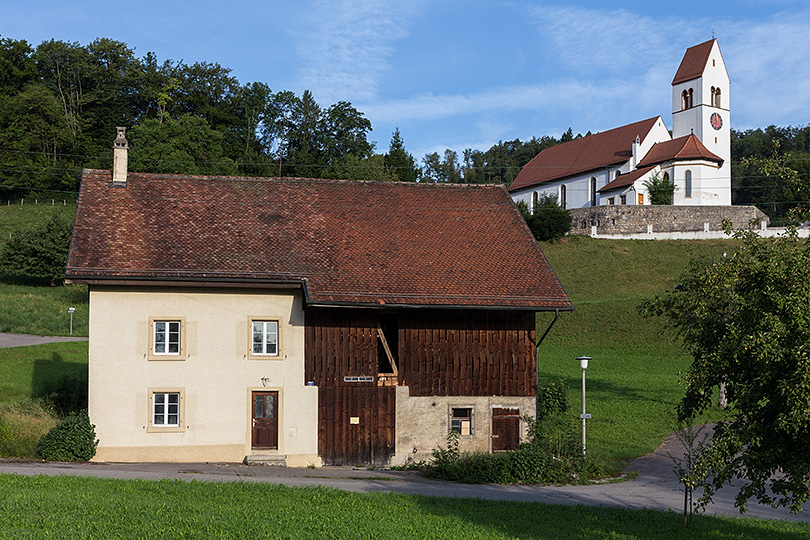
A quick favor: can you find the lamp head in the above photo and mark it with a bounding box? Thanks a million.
[577,356,591,370]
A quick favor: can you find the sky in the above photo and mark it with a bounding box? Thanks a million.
[2,0,808,159]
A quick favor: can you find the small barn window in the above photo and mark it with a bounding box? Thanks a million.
[377,316,399,375]
[450,407,473,436]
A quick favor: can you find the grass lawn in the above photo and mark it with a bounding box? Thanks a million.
[536,236,737,467]
[0,283,88,336]
[1,474,806,539]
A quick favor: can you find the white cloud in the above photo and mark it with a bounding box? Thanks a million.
[289,0,424,103]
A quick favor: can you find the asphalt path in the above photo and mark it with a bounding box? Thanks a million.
[1,333,806,523]
[0,332,87,348]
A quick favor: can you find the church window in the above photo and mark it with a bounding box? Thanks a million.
[589,177,597,206]
[559,185,567,209]
[687,88,693,108]
[532,191,538,212]
[685,170,692,198]
[714,88,721,108]
[681,90,688,110]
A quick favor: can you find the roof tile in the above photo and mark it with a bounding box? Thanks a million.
[67,170,572,310]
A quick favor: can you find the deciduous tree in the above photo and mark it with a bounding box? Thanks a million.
[642,226,810,513]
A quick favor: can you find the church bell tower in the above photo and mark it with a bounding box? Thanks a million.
[671,39,731,205]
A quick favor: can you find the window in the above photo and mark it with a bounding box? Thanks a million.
[450,407,473,436]
[682,88,694,109]
[559,185,567,209]
[252,320,279,356]
[638,193,644,205]
[531,191,538,212]
[710,87,722,108]
[685,170,692,198]
[607,197,615,205]
[149,318,186,360]
[589,177,597,206]
[148,388,185,432]
[620,194,627,205]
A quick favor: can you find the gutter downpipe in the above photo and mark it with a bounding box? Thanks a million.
[535,308,560,416]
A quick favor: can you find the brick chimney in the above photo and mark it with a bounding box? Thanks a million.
[112,127,129,186]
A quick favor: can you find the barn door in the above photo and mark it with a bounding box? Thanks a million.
[252,391,278,449]
[318,387,396,466]
[491,407,520,451]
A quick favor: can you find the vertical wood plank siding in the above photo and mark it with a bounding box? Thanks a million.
[317,386,396,466]
[305,308,536,397]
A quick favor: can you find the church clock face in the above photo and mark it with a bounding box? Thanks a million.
[710,112,723,130]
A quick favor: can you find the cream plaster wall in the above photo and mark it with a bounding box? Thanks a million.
[390,387,535,466]
[88,287,319,465]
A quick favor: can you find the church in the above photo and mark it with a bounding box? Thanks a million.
[509,39,731,209]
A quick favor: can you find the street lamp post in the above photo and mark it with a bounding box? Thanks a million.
[577,356,591,457]
[68,307,75,335]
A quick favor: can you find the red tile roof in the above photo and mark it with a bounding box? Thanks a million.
[637,134,723,167]
[598,166,656,193]
[672,39,715,85]
[67,170,572,311]
[508,117,661,192]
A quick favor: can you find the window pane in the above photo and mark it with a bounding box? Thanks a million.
[255,395,264,418]
[154,322,166,353]
[266,322,278,355]
[265,395,274,419]
[167,414,178,425]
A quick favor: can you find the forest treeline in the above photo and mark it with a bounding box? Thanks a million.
[0,36,807,218]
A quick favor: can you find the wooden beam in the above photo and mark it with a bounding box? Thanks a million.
[376,321,398,376]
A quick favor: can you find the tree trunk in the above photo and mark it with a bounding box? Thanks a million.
[718,381,728,409]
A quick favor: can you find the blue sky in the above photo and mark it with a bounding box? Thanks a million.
[2,0,808,159]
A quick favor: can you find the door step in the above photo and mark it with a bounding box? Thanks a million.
[244,454,287,466]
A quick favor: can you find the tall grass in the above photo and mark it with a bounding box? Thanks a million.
[0,400,58,457]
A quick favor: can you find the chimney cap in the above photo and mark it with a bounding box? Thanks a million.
[114,127,128,149]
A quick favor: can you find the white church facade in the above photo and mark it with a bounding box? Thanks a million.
[509,39,731,209]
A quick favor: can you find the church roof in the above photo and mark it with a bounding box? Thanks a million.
[67,170,572,311]
[637,134,723,167]
[598,166,656,193]
[672,39,716,85]
[508,117,661,193]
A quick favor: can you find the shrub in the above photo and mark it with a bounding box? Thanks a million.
[536,379,569,419]
[35,410,98,461]
[517,195,572,241]
[0,213,72,285]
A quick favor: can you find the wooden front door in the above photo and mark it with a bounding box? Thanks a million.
[491,407,520,451]
[252,391,278,449]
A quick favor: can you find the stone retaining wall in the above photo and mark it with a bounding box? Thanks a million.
[568,205,768,236]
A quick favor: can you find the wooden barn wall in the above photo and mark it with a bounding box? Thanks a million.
[398,310,536,397]
[317,386,396,466]
[304,308,536,397]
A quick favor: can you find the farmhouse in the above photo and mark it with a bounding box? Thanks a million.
[510,39,731,209]
[66,133,572,466]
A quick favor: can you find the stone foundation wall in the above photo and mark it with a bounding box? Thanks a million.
[569,205,768,236]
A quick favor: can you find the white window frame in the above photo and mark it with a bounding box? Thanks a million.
[147,388,185,433]
[248,318,282,359]
[148,318,186,360]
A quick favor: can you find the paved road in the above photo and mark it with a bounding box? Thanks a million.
[1,333,805,522]
[0,332,87,348]
[1,431,807,523]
